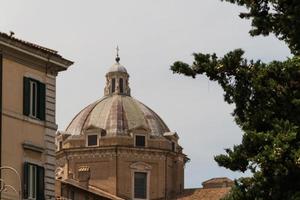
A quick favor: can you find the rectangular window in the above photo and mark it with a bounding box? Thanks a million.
[172,142,176,152]
[87,135,98,146]
[135,135,146,147]
[59,141,63,150]
[70,191,75,200]
[23,163,44,200]
[134,172,147,199]
[119,78,124,93]
[112,78,116,93]
[23,77,45,121]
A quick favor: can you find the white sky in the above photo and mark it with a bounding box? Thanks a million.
[1,0,291,188]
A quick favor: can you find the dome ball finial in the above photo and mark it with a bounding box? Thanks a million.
[115,46,120,63]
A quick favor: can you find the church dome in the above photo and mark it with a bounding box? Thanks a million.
[65,95,170,136]
[108,62,127,73]
[65,51,170,137]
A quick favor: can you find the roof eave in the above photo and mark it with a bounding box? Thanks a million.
[0,34,74,71]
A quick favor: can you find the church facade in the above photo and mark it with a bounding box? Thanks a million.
[55,55,189,200]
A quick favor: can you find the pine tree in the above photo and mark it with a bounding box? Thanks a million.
[171,1,300,199]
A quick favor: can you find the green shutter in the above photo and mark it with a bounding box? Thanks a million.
[37,82,46,120]
[23,162,29,199]
[37,166,45,200]
[23,77,30,116]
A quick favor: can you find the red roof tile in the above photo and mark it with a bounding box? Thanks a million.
[176,187,231,200]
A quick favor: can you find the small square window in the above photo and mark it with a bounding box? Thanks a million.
[87,135,98,146]
[135,135,146,147]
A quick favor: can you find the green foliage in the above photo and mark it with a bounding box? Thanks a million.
[172,51,300,132]
[170,1,300,199]
[171,51,300,199]
[221,0,300,55]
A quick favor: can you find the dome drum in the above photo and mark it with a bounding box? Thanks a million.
[57,128,182,154]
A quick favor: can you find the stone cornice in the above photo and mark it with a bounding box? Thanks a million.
[23,140,45,153]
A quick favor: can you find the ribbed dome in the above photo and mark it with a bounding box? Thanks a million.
[108,63,127,73]
[65,95,170,136]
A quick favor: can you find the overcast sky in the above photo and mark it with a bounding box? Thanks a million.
[1,0,291,188]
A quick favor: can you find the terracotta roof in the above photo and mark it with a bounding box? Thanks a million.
[176,187,231,200]
[202,177,233,185]
[0,31,73,68]
[59,179,124,200]
[202,177,234,189]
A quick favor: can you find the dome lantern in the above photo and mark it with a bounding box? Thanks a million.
[104,47,131,96]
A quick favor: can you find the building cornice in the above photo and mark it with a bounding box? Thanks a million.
[0,32,73,72]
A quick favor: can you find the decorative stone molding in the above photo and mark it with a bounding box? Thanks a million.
[130,162,152,171]
[22,140,45,153]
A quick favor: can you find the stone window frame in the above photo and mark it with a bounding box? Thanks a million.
[85,132,100,147]
[130,162,152,200]
[133,133,148,148]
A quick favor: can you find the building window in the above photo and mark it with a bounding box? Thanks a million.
[172,142,176,152]
[69,190,75,200]
[112,78,116,93]
[23,77,46,120]
[23,162,44,200]
[101,129,107,137]
[135,135,146,147]
[119,78,124,93]
[87,135,98,147]
[134,172,147,199]
[58,141,63,150]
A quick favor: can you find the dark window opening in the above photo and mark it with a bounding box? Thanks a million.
[59,141,63,150]
[112,78,116,93]
[87,135,98,146]
[134,172,147,199]
[119,78,124,93]
[172,142,176,152]
[70,190,75,200]
[101,130,107,137]
[135,135,146,147]
[23,162,44,200]
[23,77,45,121]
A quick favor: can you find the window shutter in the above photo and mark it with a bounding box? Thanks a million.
[23,77,30,116]
[134,172,147,199]
[37,82,46,120]
[23,162,29,199]
[37,166,45,200]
